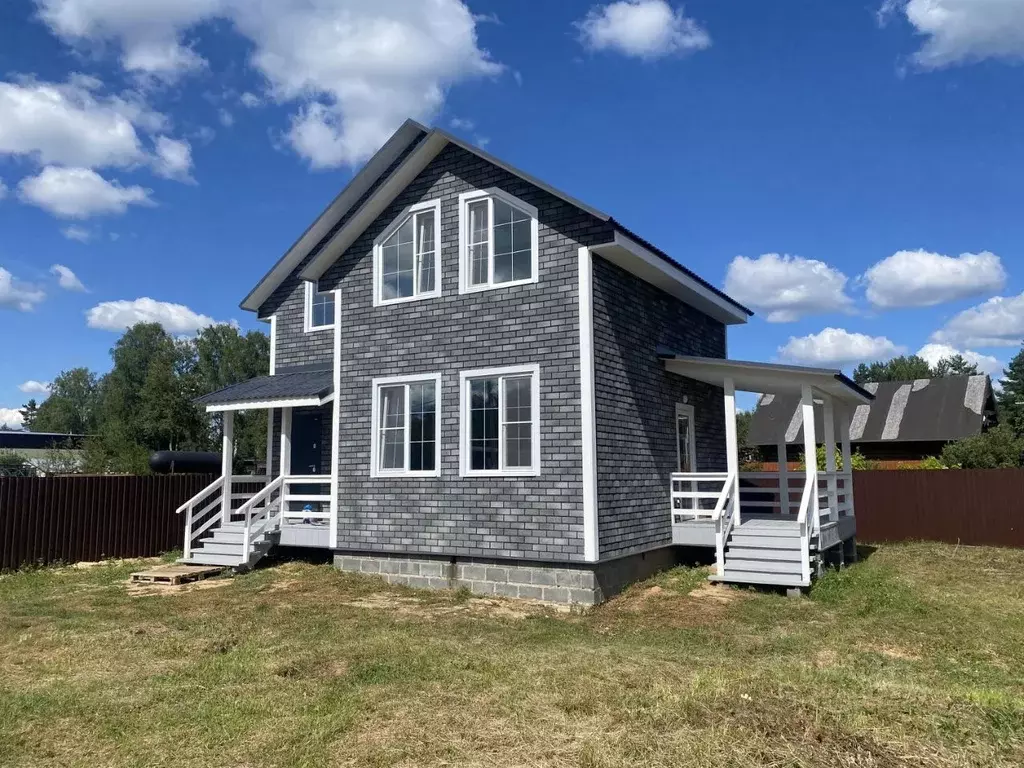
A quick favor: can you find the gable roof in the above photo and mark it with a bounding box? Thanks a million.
[746,375,997,446]
[241,121,753,324]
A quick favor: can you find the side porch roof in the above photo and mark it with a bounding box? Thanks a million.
[196,370,333,412]
[658,350,874,405]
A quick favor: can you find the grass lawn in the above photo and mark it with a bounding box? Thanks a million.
[2,543,1023,767]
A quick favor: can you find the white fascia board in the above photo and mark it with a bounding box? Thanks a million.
[205,394,331,413]
[300,132,450,283]
[241,120,427,313]
[592,231,750,326]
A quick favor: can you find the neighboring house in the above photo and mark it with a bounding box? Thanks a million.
[181,120,870,602]
[747,375,997,467]
[0,431,87,475]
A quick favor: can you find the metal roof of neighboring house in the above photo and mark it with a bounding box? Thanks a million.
[195,370,333,410]
[746,374,997,446]
[240,119,752,323]
[0,432,88,450]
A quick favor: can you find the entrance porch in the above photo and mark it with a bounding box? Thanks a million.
[659,354,873,587]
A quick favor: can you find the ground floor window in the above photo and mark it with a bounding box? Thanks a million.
[460,364,540,476]
[370,374,441,477]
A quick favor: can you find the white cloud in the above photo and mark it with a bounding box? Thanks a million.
[0,75,156,168]
[0,267,46,311]
[778,327,905,367]
[930,292,1024,347]
[218,108,234,127]
[18,166,153,219]
[34,0,503,168]
[19,380,52,394]
[239,91,261,108]
[0,179,7,199]
[152,136,194,182]
[724,253,854,323]
[577,0,711,59]
[86,296,222,332]
[880,0,1024,69]
[61,225,93,242]
[863,249,1006,308]
[0,408,25,430]
[50,264,87,291]
[450,116,474,131]
[916,342,1003,377]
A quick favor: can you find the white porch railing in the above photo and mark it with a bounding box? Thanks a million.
[670,472,738,577]
[176,474,267,560]
[280,475,331,522]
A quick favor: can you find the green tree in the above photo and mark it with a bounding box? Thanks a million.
[19,399,39,430]
[997,346,1024,438]
[31,368,98,434]
[0,449,34,477]
[933,354,980,377]
[852,355,933,385]
[941,424,1024,469]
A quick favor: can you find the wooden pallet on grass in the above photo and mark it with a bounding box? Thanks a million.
[130,564,226,586]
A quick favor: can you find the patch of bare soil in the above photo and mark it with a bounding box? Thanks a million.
[859,643,922,661]
[67,557,163,571]
[688,582,745,604]
[126,578,231,597]
[340,592,558,620]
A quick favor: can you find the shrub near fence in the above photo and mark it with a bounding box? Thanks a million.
[0,474,214,570]
[853,469,1024,548]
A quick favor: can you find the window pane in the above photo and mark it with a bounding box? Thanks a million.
[382,430,404,470]
[409,382,435,472]
[416,211,435,253]
[468,200,489,286]
[494,220,512,257]
[504,376,531,423]
[677,414,693,472]
[504,423,532,469]
[470,378,499,470]
[311,288,334,328]
[494,198,512,225]
[382,273,399,301]
[380,386,405,429]
[470,244,488,285]
[493,252,513,284]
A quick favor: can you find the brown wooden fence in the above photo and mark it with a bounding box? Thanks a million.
[0,474,215,570]
[854,469,1024,547]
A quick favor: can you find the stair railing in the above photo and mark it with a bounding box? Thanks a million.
[796,479,816,584]
[712,471,737,578]
[176,476,225,561]
[239,475,285,561]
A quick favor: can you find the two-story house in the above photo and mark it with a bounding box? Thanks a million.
[180,120,869,603]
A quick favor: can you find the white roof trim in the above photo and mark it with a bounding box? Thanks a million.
[592,232,750,326]
[661,355,872,405]
[241,120,427,312]
[205,393,334,413]
[300,132,449,282]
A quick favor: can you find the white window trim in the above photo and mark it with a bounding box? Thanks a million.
[304,280,336,333]
[459,363,541,477]
[458,188,540,295]
[373,199,442,307]
[676,402,697,473]
[370,372,442,478]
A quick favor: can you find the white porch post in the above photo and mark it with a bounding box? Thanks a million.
[800,385,818,530]
[723,377,740,523]
[776,438,789,516]
[265,408,275,479]
[839,403,854,518]
[822,395,838,522]
[221,410,234,524]
[280,407,292,476]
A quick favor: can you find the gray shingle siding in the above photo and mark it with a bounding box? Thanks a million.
[311,143,614,562]
[591,255,727,560]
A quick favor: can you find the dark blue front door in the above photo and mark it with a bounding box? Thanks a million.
[290,409,322,476]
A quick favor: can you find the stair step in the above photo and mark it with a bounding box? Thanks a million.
[205,530,245,543]
[179,552,246,567]
[194,542,244,556]
[725,547,802,562]
[724,558,805,574]
[710,571,808,588]
[730,535,805,549]
[733,525,801,537]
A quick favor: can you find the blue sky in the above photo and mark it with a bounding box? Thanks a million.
[2,0,1023,426]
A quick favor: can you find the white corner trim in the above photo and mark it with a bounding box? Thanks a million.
[578,247,599,562]
[369,372,443,478]
[268,315,277,375]
[303,280,335,333]
[458,363,541,477]
[329,288,342,543]
[457,187,540,295]
[372,198,442,307]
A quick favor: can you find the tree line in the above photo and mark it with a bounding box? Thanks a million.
[16,322,269,474]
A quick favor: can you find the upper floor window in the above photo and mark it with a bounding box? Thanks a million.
[373,200,441,305]
[458,189,539,293]
[305,280,335,332]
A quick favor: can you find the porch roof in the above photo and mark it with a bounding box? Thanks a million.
[658,351,874,405]
[196,370,333,412]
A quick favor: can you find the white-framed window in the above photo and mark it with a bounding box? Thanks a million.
[373,199,441,306]
[370,373,441,478]
[676,402,696,473]
[460,364,540,476]
[304,280,335,332]
[458,188,539,293]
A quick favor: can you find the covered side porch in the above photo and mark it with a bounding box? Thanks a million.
[175,369,336,568]
[660,354,874,587]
